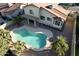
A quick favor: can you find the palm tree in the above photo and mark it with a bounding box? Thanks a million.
[52,35,69,56]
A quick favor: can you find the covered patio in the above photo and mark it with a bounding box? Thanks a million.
[21,14,39,27]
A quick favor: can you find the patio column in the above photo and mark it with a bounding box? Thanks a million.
[34,20,36,27]
[27,18,29,24]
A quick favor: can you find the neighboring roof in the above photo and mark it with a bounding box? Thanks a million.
[0,3,8,7]
[0,3,9,10]
[68,6,79,12]
[24,3,70,21]
[4,3,22,12]
[0,3,22,13]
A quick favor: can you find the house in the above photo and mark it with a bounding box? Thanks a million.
[0,3,23,20]
[23,3,70,30]
[0,3,9,24]
[0,3,9,10]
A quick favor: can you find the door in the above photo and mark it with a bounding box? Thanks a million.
[29,19,34,25]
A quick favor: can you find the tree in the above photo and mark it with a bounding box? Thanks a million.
[52,35,69,56]
[0,29,11,56]
[0,29,27,56]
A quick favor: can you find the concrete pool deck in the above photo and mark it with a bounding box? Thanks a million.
[10,25,53,51]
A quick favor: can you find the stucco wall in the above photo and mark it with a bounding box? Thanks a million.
[38,8,54,26]
[38,8,63,29]
[24,5,39,18]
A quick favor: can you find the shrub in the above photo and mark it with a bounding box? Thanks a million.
[0,29,11,56]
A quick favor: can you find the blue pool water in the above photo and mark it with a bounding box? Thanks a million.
[13,28,47,48]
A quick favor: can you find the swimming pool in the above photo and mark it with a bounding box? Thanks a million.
[13,28,47,49]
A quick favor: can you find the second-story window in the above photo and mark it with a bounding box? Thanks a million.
[54,20,60,26]
[47,17,52,21]
[40,16,45,20]
[29,9,33,14]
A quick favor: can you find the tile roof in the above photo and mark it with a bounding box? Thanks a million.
[0,3,9,10]
[0,3,8,7]
[0,3,21,13]
[4,3,22,12]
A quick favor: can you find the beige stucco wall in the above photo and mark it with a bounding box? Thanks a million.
[38,8,63,29]
[24,5,39,18]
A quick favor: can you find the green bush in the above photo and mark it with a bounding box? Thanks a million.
[10,41,26,55]
[0,29,27,56]
[12,16,23,24]
[0,29,11,56]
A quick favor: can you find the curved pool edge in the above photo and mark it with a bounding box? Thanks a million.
[31,40,52,51]
[10,31,52,51]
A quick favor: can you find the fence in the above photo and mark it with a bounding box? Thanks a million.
[71,19,76,56]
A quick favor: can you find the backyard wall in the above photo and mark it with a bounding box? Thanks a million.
[71,19,76,56]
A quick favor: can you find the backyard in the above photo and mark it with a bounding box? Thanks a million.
[3,15,74,56]
[0,28,69,56]
[0,13,75,56]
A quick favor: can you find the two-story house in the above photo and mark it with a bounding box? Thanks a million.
[22,3,70,30]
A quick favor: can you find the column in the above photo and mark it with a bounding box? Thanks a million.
[34,20,36,27]
[27,18,29,24]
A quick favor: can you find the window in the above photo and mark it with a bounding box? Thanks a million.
[55,21,60,26]
[40,16,45,20]
[29,10,33,14]
[47,17,52,21]
[19,9,24,15]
